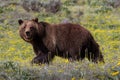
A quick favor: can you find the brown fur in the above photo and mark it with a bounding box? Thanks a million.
[18,18,104,64]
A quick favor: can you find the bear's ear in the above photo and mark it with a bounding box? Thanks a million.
[32,18,38,23]
[18,19,23,25]
[40,22,49,27]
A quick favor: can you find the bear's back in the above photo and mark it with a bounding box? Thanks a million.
[52,23,91,51]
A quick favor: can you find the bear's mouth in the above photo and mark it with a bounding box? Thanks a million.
[24,35,33,42]
[26,36,33,41]
[24,31,33,41]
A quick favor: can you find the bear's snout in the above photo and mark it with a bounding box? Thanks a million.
[26,31,30,37]
[25,30,32,40]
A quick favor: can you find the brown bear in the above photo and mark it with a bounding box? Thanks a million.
[18,18,104,64]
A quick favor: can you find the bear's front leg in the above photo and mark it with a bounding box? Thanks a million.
[31,52,55,64]
[31,54,49,64]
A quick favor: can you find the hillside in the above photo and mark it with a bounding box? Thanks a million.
[0,0,120,80]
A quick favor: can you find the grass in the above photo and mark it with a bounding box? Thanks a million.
[0,0,120,80]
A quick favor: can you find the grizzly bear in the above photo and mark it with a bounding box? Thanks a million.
[18,18,104,64]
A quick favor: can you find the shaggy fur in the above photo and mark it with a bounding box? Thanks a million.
[18,18,104,64]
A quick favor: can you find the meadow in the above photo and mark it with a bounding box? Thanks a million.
[0,0,120,80]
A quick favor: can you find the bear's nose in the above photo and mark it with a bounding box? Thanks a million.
[26,31,30,36]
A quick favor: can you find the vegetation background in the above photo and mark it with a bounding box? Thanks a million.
[0,0,120,80]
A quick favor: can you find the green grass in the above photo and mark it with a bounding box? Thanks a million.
[0,0,120,80]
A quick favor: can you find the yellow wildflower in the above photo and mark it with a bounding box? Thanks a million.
[117,62,120,66]
[71,77,76,80]
[65,59,69,63]
[41,64,45,67]
[58,69,64,73]
[8,47,15,51]
[111,71,119,76]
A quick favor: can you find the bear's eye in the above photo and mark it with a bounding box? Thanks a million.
[30,26,35,31]
[23,26,26,29]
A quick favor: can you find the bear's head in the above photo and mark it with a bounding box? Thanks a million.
[18,18,47,42]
